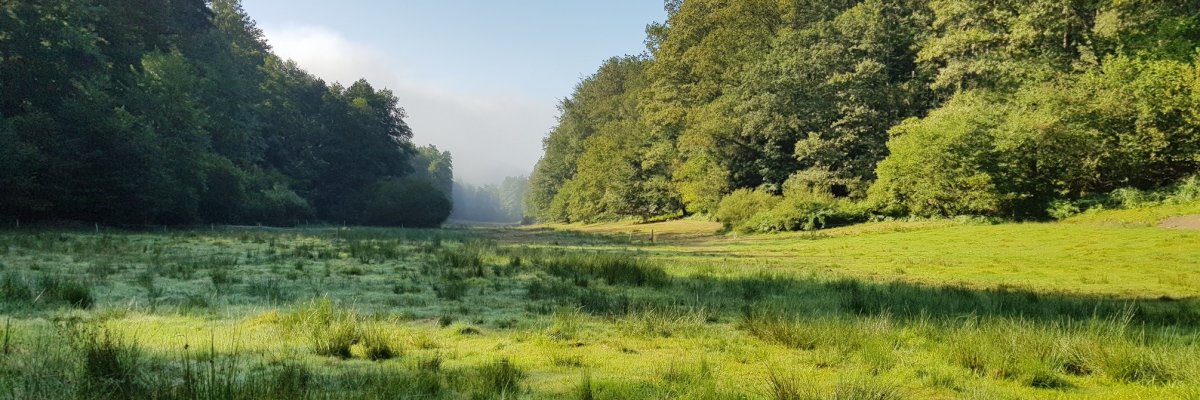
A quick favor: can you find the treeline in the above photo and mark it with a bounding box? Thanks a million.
[527,0,1200,231]
[0,0,451,227]
[450,177,528,223]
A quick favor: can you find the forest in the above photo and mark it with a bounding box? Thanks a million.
[527,0,1200,231]
[0,0,453,227]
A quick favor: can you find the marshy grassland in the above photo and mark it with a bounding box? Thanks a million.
[0,207,1198,399]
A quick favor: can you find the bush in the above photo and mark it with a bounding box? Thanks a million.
[871,59,1200,219]
[1172,176,1200,203]
[244,183,314,227]
[868,93,1008,218]
[1046,200,1082,220]
[198,156,247,223]
[364,177,452,228]
[1056,175,1200,218]
[745,192,867,233]
[1108,188,1158,208]
[782,168,864,199]
[725,186,869,233]
[715,189,780,232]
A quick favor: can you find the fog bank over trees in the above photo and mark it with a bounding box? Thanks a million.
[450,177,529,224]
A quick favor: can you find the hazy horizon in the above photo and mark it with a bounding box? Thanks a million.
[242,1,667,186]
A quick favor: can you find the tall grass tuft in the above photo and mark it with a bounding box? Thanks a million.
[539,253,670,288]
[361,324,399,361]
[767,371,804,400]
[79,329,143,399]
[1,273,95,308]
[828,376,906,400]
[311,314,359,359]
[768,373,906,400]
[268,362,313,398]
[284,298,402,361]
[471,358,525,399]
[578,371,595,400]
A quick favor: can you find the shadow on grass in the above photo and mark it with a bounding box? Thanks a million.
[522,252,1200,328]
[490,227,1199,328]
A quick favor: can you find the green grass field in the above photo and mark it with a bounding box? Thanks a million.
[1,205,1198,399]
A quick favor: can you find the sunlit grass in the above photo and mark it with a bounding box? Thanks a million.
[0,205,1198,398]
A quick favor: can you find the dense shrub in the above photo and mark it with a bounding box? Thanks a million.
[873,58,1200,219]
[1047,175,1200,220]
[717,179,870,233]
[742,192,868,233]
[243,183,314,227]
[868,93,1006,217]
[364,178,452,228]
[715,189,780,232]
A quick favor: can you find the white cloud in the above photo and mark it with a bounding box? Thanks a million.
[262,25,555,185]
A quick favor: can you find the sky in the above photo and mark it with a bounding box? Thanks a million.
[241,1,667,185]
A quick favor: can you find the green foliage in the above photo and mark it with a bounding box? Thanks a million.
[527,57,681,222]
[1049,175,1200,220]
[527,0,1200,228]
[243,182,314,227]
[364,178,452,228]
[744,192,868,233]
[718,178,869,234]
[0,0,446,227]
[411,145,454,196]
[873,57,1200,218]
[1046,200,1082,221]
[870,93,1006,217]
[715,189,780,232]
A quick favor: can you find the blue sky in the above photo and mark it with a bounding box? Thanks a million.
[242,0,667,185]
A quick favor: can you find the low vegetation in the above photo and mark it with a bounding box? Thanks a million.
[0,202,1197,398]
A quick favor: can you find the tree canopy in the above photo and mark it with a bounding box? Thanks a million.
[0,0,452,227]
[527,0,1200,226]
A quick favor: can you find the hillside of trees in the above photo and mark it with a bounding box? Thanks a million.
[0,0,451,227]
[527,0,1200,230]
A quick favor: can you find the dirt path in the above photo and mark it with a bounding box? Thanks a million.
[1160,215,1200,229]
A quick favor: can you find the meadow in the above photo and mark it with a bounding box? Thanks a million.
[0,207,1198,399]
